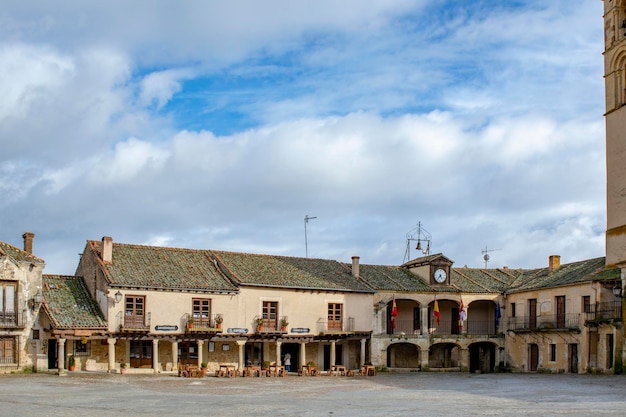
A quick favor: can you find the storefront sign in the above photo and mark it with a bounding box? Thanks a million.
[227,328,248,334]
[291,328,310,334]
[155,325,178,331]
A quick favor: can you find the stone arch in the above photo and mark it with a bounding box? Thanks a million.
[469,341,497,373]
[386,342,420,369]
[428,342,460,369]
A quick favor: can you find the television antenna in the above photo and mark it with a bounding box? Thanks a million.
[481,246,501,268]
[304,215,317,258]
[403,221,432,263]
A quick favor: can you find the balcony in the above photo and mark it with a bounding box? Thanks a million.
[508,313,580,332]
[117,311,151,332]
[317,317,355,334]
[386,319,422,336]
[255,316,288,333]
[186,313,223,333]
[584,301,622,324]
[0,311,25,329]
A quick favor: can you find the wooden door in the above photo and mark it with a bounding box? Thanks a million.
[125,296,145,328]
[569,344,578,373]
[328,303,343,331]
[528,299,537,329]
[556,296,566,328]
[529,344,539,371]
[262,301,278,330]
[130,340,152,368]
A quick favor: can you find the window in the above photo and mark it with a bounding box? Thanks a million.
[0,282,16,325]
[510,303,516,318]
[328,303,343,330]
[0,336,16,365]
[549,344,556,362]
[192,298,211,327]
[262,301,278,330]
[124,296,145,328]
[583,296,592,313]
[74,340,91,356]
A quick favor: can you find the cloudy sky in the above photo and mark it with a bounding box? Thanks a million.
[0,0,607,274]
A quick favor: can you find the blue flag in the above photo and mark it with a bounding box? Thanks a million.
[495,301,501,327]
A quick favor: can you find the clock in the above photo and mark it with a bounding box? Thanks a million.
[434,268,447,284]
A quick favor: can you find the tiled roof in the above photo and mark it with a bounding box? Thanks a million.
[507,257,620,292]
[42,275,107,329]
[211,251,374,293]
[89,241,238,292]
[451,267,521,293]
[356,264,432,292]
[0,240,44,264]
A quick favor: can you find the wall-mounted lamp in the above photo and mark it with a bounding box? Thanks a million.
[29,288,43,311]
[612,285,622,298]
[375,300,387,312]
[114,290,123,304]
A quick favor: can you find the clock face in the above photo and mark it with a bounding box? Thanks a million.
[434,268,447,283]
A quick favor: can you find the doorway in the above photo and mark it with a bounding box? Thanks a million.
[469,342,495,373]
[569,344,578,373]
[323,344,343,370]
[130,340,153,368]
[245,342,263,366]
[529,344,539,371]
[281,343,299,372]
[47,339,58,370]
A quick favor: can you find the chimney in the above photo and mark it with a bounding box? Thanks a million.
[22,232,35,254]
[548,255,560,272]
[102,236,113,264]
[351,256,360,278]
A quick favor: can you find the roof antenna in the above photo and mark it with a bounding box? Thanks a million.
[304,215,317,258]
[481,246,501,268]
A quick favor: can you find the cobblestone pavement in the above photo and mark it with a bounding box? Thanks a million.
[1,371,626,416]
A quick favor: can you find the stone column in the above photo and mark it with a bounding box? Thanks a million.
[276,341,282,365]
[263,341,270,362]
[460,348,470,372]
[360,338,367,366]
[237,340,246,371]
[107,338,116,372]
[420,348,429,370]
[300,342,307,369]
[197,340,204,368]
[171,341,179,371]
[421,307,428,335]
[330,341,336,367]
[57,338,66,372]
[152,339,159,373]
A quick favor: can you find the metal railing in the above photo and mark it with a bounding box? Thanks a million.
[584,301,622,322]
[317,317,355,333]
[387,319,421,335]
[0,311,24,329]
[186,313,224,329]
[465,320,497,335]
[117,311,151,331]
[508,313,580,331]
[255,315,288,332]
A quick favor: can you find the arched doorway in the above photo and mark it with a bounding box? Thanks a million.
[386,343,420,368]
[428,343,460,369]
[469,342,496,373]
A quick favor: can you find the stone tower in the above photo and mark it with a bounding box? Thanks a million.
[603,1,626,271]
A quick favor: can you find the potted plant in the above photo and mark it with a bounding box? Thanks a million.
[280,317,289,331]
[256,317,265,332]
[262,360,271,370]
[214,314,223,329]
[201,362,208,377]
[68,355,76,372]
[187,317,194,329]
[120,361,127,374]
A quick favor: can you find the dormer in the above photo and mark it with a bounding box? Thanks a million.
[401,253,454,286]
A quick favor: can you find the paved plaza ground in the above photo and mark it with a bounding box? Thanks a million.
[1,371,625,416]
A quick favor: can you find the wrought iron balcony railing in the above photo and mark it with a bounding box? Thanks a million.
[584,301,622,322]
[508,313,580,331]
[317,317,355,333]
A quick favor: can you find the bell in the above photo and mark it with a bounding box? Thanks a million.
[416,240,422,251]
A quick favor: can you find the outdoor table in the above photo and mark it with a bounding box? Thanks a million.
[269,364,286,377]
[330,365,346,376]
[300,365,318,376]
[244,365,261,377]
[360,365,376,376]
[218,364,237,377]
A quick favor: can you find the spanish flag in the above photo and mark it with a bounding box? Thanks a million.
[391,295,398,331]
[434,296,440,325]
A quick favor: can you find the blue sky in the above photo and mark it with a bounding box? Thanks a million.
[0,0,607,273]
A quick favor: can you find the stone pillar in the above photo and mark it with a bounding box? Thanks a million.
[237,341,246,371]
[360,338,367,366]
[330,341,336,367]
[197,340,204,368]
[420,348,429,370]
[152,339,159,373]
[421,307,428,335]
[276,341,282,365]
[107,338,116,372]
[172,341,179,371]
[263,341,270,362]
[300,342,307,369]
[57,338,66,372]
[460,348,470,372]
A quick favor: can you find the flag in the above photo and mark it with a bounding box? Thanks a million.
[433,296,440,326]
[458,297,466,331]
[495,301,501,328]
[391,295,398,331]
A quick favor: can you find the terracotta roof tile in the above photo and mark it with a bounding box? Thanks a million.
[42,275,107,329]
[0,240,44,264]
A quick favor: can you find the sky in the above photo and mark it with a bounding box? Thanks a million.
[0,0,607,274]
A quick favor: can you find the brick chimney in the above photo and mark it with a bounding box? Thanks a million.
[548,255,560,272]
[102,236,113,264]
[22,232,34,254]
[351,256,360,278]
